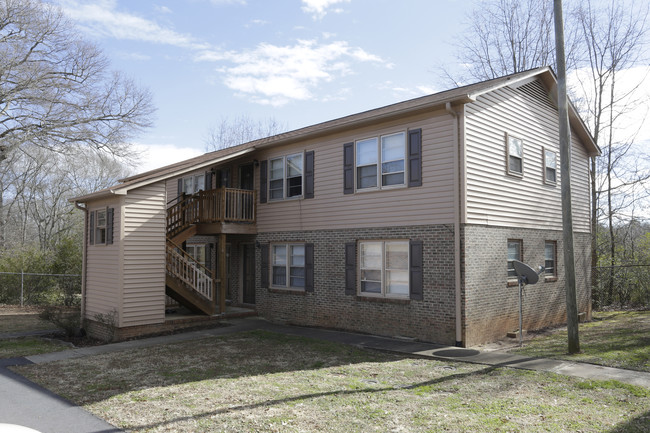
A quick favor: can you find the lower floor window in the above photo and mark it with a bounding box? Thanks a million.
[272,244,305,288]
[507,239,522,279]
[359,240,409,297]
[545,241,556,278]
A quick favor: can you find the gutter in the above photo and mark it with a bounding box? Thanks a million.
[446,102,463,347]
[74,201,88,328]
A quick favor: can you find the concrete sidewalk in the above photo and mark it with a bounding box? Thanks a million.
[1,316,648,432]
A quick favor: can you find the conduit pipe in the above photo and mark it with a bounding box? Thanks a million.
[446,102,463,347]
[74,201,88,326]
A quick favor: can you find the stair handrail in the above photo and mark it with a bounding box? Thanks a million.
[166,239,215,300]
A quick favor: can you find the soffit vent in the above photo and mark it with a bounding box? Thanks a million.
[516,79,557,111]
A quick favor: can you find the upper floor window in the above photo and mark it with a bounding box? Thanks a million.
[507,239,522,279]
[359,240,409,297]
[182,174,205,195]
[95,209,107,245]
[269,153,303,200]
[89,207,114,246]
[356,132,406,190]
[544,149,557,184]
[545,241,557,279]
[506,134,524,176]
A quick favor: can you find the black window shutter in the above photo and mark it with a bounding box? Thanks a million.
[304,151,315,199]
[89,211,95,245]
[305,243,314,292]
[106,208,114,245]
[177,178,183,199]
[409,240,423,300]
[408,128,422,187]
[260,243,269,288]
[259,160,268,203]
[345,242,356,295]
[343,142,354,194]
[204,171,213,191]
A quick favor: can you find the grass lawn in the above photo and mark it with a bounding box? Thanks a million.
[512,310,650,372]
[0,337,71,358]
[0,306,59,334]
[13,330,650,433]
[0,305,76,358]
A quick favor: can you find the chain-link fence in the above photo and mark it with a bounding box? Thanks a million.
[593,265,650,309]
[0,272,81,307]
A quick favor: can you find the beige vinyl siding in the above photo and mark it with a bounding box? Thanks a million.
[257,110,455,232]
[85,197,122,321]
[121,182,166,327]
[464,83,591,233]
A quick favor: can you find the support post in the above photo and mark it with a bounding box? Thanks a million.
[219,233,227,314]
[554,0,580,354]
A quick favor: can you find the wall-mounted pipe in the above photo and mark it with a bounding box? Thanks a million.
[446,102,463,347]
[74,201,88,326]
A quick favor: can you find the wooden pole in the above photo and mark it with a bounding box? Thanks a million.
[219,233,227,314]
[553,0,580,354]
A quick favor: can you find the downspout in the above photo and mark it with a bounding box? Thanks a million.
[74,201,88,328]
[446,102,463,347]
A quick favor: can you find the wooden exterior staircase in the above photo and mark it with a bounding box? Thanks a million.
[164,188,256,315]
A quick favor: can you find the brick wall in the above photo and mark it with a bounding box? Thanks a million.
[461,224,591,346]
[255,225,457,345]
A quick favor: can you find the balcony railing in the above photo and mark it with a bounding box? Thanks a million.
[167,187,256,239]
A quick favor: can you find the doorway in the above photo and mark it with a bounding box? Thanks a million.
[242,243,256,304]
[239,163,254,190]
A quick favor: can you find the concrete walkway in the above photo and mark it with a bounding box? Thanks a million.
[1,317,649,432]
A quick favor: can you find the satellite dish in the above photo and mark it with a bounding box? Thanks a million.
[513,260,539,285]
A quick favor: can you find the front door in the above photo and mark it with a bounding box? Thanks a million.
[242,243,256,304]
[239,163,254,190]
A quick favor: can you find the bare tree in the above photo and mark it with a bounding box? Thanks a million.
[1,145,130,249]
[571,0,650,302]
[205,114,287,151]
[451,0,576,83]
[0,0,154,248]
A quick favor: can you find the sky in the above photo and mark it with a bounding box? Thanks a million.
[49,0,649,175]
[49,0,477,173]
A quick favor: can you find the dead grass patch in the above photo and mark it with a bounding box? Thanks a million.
[512,310,650,372]
[13,330,650,432]
[0,305,58,334]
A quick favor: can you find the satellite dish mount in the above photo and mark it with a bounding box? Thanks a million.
[512,260,544,346]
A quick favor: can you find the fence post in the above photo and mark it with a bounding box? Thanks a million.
[20,270,24,307]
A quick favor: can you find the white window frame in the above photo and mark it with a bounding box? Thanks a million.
[182,174,205,195]
[271,243,305,289]
[95,208,107,245]
[507,239,523,280]
[355,132,406,191]
[186,244,207,268]
[543,148,557,185]
[506,134,524,177]
[358,240,409,298]
[269,153,303,200]
[544,240,557,280]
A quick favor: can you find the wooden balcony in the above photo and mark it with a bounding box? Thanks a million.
[167,188,257,242]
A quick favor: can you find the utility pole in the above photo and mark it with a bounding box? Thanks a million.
[553,0,580,354]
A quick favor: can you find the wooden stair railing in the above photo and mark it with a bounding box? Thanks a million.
[165,239,217,314]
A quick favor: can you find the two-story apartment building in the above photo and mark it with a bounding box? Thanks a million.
[71,67,599,346]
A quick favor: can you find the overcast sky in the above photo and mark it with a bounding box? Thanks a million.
[51,0,649,175]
